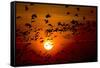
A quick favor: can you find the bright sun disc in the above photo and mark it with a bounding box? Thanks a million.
[44,40,53,50]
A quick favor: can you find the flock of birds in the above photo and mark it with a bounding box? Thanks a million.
[16,3,96,64]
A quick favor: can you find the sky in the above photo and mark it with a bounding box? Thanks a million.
[15,2,97,65]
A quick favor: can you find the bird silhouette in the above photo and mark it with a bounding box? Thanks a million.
[70,20,78,25]
[25,23,32,28]
[25,5,28,11]
[40,37,43,39]
[58,22,62,26]
[32,14,37,19]
[46,29,53,33]
[44,19,48,23]
[54,35,57,38]
[76,8,80,11]
[67,12,70,15]
[75,13,78,17]
[48,24,53,27]
[31,38,34,40]
[31,20,35,23]
[83,16,86,20]
[54,28,58,32]
[45,14,51,18]
[22,31,30,36]
[90,10,94,13]
[63,27,67,31]
[16,16,21,19]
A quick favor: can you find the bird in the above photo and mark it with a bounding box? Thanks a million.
[32,14,37,19]
[25,5,28,11]
[31,38,34,40]
[70,20,78,25]
[83,16,86,20]
[48,24,53,27]
[63,27,67,31]
[40,37,43,39]
[25,23,32,28]
[31,20,35,23]
[54,35,57,38]
[16,16,21,19]
[76,8,80,11]
[34,36,38,41]
[66,12,70,15]
[22,31,30,36]
[46,29,53,33]
[75,13,78,17]
[58,22,62,26]
[53,28,58,32]
[45,14,51,18]
[90,10,94,13]
[44,19,48,23]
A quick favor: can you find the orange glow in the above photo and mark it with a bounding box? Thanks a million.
[44,40,53,50]
[15,2,97,65]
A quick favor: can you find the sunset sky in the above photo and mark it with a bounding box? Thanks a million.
[15,2,97,65]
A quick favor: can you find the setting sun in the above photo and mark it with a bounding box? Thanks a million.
[44,40,53,50]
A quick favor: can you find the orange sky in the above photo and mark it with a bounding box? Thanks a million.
[15,2,97,65]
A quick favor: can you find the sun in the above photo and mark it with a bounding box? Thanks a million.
[44,40,53,50]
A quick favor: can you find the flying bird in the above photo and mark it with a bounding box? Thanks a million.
[44,19,48,23]
[70,20,78,24]
[76,8,80,11]
[48,24,53,27]
[22,31,30,36]
[16,16,21,19]
[90,10,94,13]
[67,12,70,15]
[25,5,28,11]
[32,14,37,19]
[83,16,86,20]
[75,13,78,17]
[58,22,62,26]
[25,23,32,28]
[45,14,51,18]
[31,20,35,23]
